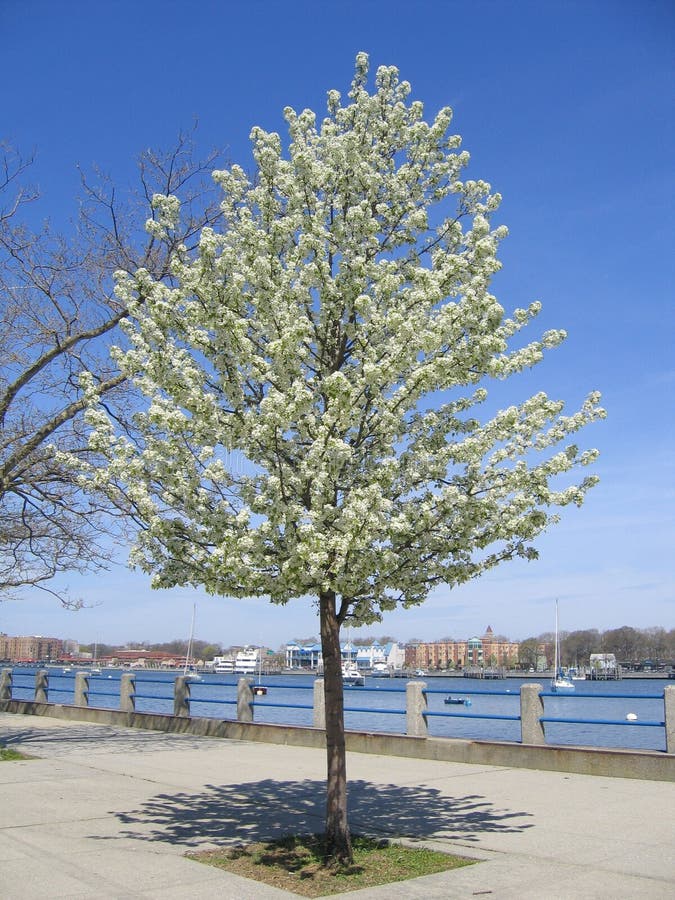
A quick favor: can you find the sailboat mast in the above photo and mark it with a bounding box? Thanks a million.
[184,603,196,676]
[554,599,559,675]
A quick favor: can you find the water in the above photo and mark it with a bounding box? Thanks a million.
[7,669,669,753]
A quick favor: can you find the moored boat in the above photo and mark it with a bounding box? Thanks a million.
[342,662,365,686]
[551,600,575,693]
[444,696,472,706]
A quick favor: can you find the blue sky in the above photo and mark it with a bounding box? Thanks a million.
[2,0,673,648]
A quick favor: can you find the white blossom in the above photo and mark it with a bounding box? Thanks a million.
[74,54,605,623]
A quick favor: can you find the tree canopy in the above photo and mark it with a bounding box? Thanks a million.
[82,55,604,613]
[77,54,605,863]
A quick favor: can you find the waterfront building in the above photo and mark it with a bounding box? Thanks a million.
[285,640,406,671]
[285,641,323,670]
[405,626,520,671]
[103,650,172,669]
[0,634,65,662]
[589,653,619,678]
[357,641,405,671]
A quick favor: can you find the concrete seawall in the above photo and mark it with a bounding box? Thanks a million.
[2,697,673,782]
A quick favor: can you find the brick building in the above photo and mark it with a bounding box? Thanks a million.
[405,626,519,670]
[0,634,65,662]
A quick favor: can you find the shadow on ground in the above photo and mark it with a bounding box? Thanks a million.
[0,723,215,754]
[102,778,533,848]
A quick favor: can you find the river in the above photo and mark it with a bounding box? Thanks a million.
[7,668,669,753]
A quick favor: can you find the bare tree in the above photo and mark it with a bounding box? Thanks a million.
[0,135,225,604]
[562,628,600,666]
[518,637,539,668]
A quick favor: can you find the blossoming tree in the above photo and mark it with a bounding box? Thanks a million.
[81,55,604,864]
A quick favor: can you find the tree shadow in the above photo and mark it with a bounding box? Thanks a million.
[0,722,214,754]
[101,778,533,848]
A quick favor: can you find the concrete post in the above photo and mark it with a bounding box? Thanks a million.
[520,683,546,745]
[120,673,136,712]
[406,680,428,737]
[0,669,12,701]
[74,672,89,707]
[313,678,325,729]
[173,675,190,718]
[237,677,254,723]
[0,668,12,701]
[34,669,48,703]
[664,684,675,754]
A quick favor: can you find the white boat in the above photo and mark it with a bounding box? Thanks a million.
[371,664,391,678]
[253,646,267,695]
[551,673,575,692]
[342,662,365,686]
[551,600,575,693]
[213,658,235,674]
[233,647,259,674]
[183,604,202,681]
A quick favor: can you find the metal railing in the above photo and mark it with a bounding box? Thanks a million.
[1,668,673,753]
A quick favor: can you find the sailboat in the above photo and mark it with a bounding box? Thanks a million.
[551,599,575,693]
[253,648,267,695]
[341,630,365,686]
[90,640,102,676]
[183,604,202,681]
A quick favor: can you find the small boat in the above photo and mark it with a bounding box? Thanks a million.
[551,600,575,693]
[444,696,472,707]
[183,604,202,681]
[253,648,267,695]
[371,663,390,677]
[342,662,365,686]
[552,673,575,691]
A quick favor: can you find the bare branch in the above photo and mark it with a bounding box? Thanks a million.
[0,136,227,602]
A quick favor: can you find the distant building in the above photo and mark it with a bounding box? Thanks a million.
[405,626,519,670]
[285,641,322,670]
[285,640,406,671]
[590,653,618,673]
[353,641,406,671]
[103,650,174,669]
[0,634,65,662]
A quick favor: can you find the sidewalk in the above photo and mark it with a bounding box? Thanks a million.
[1,712,673,899]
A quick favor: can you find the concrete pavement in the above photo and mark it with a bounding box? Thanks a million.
[1,711,673,899]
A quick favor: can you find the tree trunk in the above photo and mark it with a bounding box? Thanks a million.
[319,589,353,866]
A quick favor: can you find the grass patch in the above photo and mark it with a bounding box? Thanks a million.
[187,833,477,897]
[0,744,30,761]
